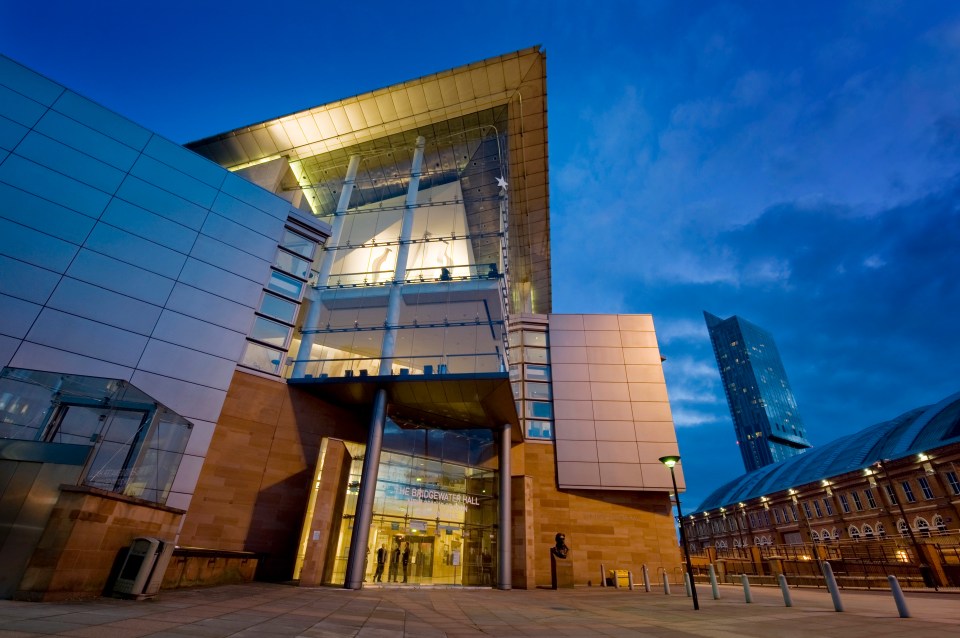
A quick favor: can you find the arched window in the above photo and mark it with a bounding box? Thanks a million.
[863,524,874,539]
[897,519,909,537]
[933,515,947,535]
[849,525,861,540]
[877,523,886,538]
[820,529,831,543]
[811,530,820,543]
[833,528,841,541]
[754,536,761,546]
[915,517,931,537]
[733,538,741,548]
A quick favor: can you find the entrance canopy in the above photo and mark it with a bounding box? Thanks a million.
[288,373,520,437]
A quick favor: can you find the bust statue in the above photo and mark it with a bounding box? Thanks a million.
[550,532,570,559]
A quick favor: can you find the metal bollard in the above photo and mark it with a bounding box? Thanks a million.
[778,574,792,607]
[741,574,752,603]
[600,563,606,587]
[684,572,692,597]
[628,570,634,591]
[662,571,671,595]
[614,569,621,589]
[888,575,910,618]
[642,564,651,592]
[709,564,720,599]
[822,562,844,612]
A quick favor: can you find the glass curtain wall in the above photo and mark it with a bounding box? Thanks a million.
[508,323,554,441]
[287,109,510,379]
[0,368,192,505]
[303,421,498,586]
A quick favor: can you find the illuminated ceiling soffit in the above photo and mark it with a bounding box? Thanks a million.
[188,47,546,168]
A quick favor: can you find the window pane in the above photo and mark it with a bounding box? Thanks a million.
[274,249,312,279]
[525,382,552,400]
[524,347,548,364]
[523,332,547,347]
[240,342,284,374]
[260,292,298,323]
[266,270,304,300]
[525,364,550,381]
[525,420,552,440]
[281,229,317,259]
[526,401,553,419]
[251,316,291,348]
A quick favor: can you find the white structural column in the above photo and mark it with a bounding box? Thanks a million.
[292,154,361,378]
[344,138,425,590]
[379,136,426,373]
[498,422,512,590]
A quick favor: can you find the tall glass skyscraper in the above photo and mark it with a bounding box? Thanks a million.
[704,312,811,472]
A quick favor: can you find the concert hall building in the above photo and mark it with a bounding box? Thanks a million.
[0,47,685,599]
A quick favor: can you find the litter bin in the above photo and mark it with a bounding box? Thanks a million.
[608,569,629,588]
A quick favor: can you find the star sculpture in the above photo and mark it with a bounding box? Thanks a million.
[496,176,508,190]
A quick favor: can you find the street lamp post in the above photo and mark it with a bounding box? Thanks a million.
[874,459,937,589]
[659,455,699,610]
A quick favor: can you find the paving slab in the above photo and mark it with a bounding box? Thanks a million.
[0,582,958,637]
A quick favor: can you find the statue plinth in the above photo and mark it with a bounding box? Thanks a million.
[551,553,574,589]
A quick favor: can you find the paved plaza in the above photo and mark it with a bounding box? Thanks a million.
[0,582,958,637]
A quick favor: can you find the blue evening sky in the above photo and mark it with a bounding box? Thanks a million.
[4,1,960,509]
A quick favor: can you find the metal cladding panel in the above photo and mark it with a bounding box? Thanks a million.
[0,55,323,503]
[25,308,149,368]
[549,313,682,492]
[0,181,98,242]
[0,217,79,273]
[46,277,162,336]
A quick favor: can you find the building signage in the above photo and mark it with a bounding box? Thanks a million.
[387,484,480,507]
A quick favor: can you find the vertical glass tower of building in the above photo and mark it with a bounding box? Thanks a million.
[704,312,812,472]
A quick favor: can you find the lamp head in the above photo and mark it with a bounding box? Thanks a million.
[659,455,681,468]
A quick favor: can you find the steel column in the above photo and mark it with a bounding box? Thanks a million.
[498,422,512,590]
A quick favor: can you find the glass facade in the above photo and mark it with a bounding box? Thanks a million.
[508,322,554,441]
[0,367,192,505]
[704,312,811,472]
[285,112,511,380]
[297,421,498,586]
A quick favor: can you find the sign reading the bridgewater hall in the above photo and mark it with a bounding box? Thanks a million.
[387,485,480,507]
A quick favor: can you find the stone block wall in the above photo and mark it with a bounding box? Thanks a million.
[15,486,182,601]
[176,370,363,581]
[520,442,683,588]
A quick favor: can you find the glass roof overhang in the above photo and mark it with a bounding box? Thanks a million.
[187,47,551,314]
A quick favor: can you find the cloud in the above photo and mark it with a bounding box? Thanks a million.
[672,408,724,428]
[656,318,708,344]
